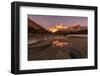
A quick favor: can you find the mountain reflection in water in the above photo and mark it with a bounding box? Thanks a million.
[52,39,70,48]
[28,35,87,61]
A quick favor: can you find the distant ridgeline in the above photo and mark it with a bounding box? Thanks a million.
[28,18,87,35]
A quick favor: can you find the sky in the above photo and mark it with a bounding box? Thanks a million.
[28,15,88,29]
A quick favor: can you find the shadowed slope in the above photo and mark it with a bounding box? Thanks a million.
[28,18,51,34]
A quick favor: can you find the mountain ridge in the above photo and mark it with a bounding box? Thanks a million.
[28,18,51,34]
[28,18,87,35]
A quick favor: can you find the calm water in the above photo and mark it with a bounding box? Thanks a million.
[28,34,87,61]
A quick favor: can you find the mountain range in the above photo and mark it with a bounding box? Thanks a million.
[48,24,87,35]
[28,18,87,35]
